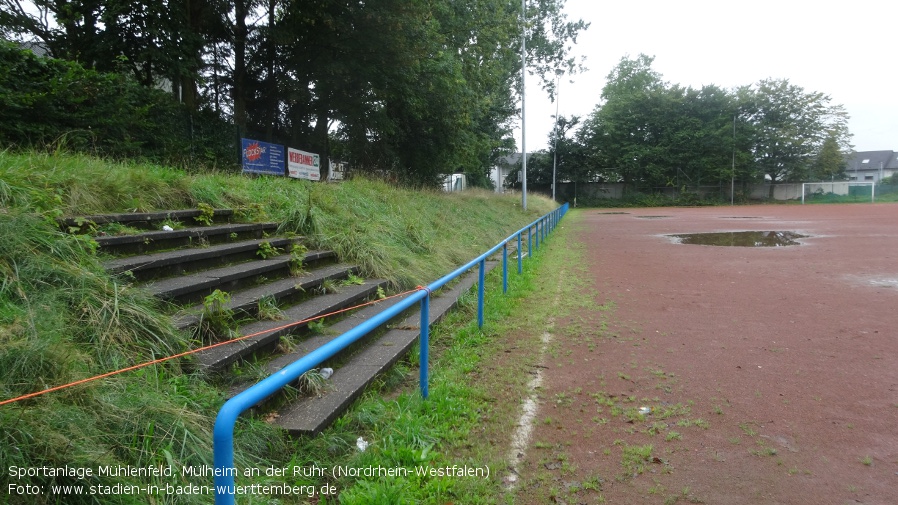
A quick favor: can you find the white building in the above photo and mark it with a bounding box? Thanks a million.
[489,153,524,193]
[845,151,898,183]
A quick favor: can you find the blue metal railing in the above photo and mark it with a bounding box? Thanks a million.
[212,203,569,504]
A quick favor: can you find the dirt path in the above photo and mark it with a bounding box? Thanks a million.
[512,205,898,505]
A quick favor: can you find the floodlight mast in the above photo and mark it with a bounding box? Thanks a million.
[731,114,735,206]
[552,73,560,202]
[520,0,527,211]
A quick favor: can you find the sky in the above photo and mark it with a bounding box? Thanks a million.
[517,0,898,153]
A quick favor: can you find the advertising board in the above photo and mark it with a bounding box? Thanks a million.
[241,138,285,176]
[287,148,321,181]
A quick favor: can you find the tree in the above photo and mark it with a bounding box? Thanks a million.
[573,57,852,199]
[505,115,584,193]
[0,0,198,90]
[576,54,672,190]
[737,78,850,189]
[0,0,107,65]
[522,0,589,100]
[661,85,740,187]
[271,0,587,185]
[810,134,848,181]
[546,115,585,180]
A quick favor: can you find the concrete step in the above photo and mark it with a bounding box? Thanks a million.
[272,261,498,435]
[225,291,415,399]
[94,222,279,256]
[262,293,413,375]
[173,261,357,330]
[145,249,333,304]
[192,279,389,370]
[103,237,307,282]
[60,208,234,232]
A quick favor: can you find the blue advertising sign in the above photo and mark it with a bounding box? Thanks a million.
[241,138,285,175]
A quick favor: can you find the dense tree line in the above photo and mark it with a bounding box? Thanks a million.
[0,0,587,185]
[513,54,851,200]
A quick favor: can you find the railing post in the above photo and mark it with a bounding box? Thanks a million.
[419,294,430,399]
[477,259,485,328]
[502,242,508,294]
[528,226,532,256]
[517,233,522,274]
[213,414,237,505]
[535,221,540,250]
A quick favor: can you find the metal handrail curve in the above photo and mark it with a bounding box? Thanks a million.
[212,203,569,503]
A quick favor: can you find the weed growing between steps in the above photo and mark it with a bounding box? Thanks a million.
[196,289,240,342]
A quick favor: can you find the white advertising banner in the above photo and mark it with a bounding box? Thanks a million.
[287,148,320,181]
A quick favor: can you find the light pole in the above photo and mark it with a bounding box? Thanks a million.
[551,73,560,202]
[731,114,735,206]
[520,0,527,210]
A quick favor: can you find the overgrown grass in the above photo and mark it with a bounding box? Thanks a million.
[0,150,555,287]
[0,209,284,504]
[0,150,557,504]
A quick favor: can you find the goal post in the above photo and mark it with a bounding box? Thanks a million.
[801,181,875,204]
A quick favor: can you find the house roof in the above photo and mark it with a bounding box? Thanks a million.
[498,153,522,167]
[497,153,541,168]
[845,150,898,171]
[19,40,51,58]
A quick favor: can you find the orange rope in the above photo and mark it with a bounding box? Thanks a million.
[0,288,421,407]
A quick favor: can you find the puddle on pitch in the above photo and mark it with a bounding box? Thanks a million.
[636,215,671,219]
[669,231,808,247]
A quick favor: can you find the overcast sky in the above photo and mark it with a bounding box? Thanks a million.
[517,0,898,153]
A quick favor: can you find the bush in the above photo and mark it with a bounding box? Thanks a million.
[0,41,235,169]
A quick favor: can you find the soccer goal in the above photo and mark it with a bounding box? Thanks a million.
[801,181,875,204]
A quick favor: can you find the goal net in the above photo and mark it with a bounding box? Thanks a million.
[801,181,875,204]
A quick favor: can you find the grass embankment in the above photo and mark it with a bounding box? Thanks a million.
[0,151,556,504]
